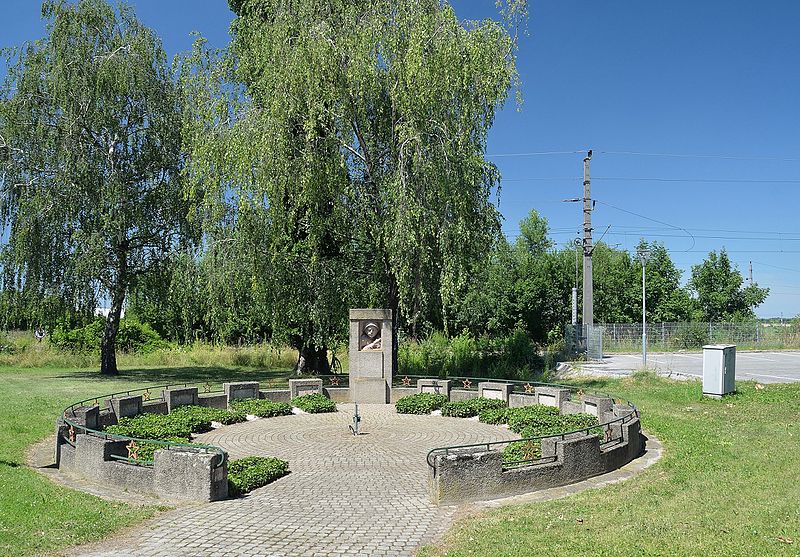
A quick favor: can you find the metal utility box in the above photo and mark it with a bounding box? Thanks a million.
[702,344,736,398]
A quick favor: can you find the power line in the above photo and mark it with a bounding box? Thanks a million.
[752,261,800,274]
[597,150,800,162]
[593,199,696,252]
[500,177,581,182]
[594,176,800,184]
[542,231,800,241]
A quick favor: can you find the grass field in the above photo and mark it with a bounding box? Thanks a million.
[0,364,291,557]
[421,373,800,557]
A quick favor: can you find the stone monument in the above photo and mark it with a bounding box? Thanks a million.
[348,309,393,403]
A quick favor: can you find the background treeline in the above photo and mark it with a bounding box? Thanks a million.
[0,0,772,377]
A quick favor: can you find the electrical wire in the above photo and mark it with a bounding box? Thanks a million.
[597,150,800,162]
[593,176,800,184]
[593,199,696,252]
[752,261,800,274]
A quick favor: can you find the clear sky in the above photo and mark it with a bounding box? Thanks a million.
[3,1,800,318]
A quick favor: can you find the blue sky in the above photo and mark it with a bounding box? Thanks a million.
[3,1,800,318]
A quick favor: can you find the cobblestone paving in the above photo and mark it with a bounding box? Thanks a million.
[76,404,517,557]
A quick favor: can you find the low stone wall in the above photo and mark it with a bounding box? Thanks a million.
[428,415,642,504]
[58,432,227,502]
[57,381,288,503]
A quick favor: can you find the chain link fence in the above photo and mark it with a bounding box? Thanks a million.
[599,321,800,351]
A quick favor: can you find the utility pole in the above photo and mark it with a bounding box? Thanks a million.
[748,261,753,286]
[572,237,580,326]
[582,150,593,329]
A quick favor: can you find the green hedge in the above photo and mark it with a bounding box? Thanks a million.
[106,413,196,441]
[231,398,293,418]
[502,411,602,466]
[172,405,247,425]
[506,405,561,434]
[478,407,511,425]
[440,397,507,418]
[228,456,290,497]
[291,393,336,413]
[104,404,248,442]
[394,393,449,414]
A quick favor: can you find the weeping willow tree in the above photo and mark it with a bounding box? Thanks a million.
[0,0,194,375]
[181,0,525,372]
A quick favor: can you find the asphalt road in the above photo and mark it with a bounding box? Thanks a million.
[573,350,800,384]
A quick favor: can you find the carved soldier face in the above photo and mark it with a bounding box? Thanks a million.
[363,322,380,340]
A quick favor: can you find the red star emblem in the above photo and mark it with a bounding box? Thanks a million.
[331,376,340,386]
[142,389,151,401]
[126,441,140,460]
[523,383,534,394]
[401,376,412,387]
[462,379,472,389]
[68,426,76,442]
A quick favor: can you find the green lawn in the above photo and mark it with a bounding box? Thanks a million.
[421,373,800,557]
[0,365,290,557]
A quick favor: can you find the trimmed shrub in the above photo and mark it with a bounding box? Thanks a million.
[106,413,195,440]
[228,456,290,497]
[440,397,507,418]
[170,405,246,426]
[506,405,561,434]
[478,407,511,425]
[291,393,336,413]
[503,412,601,466]
[231,398,293,418]
[105,404,247,441]
[394,393,449,414]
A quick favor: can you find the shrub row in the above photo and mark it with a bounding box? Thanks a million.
[440,397,507,418]
[231,398,293,418]
[501,411,601,466]
[291,393,336,413]
[228,456,290,497]
[395,393,449,414]
[104,405,247,447]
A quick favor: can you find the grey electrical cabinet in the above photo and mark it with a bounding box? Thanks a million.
[702,344,736,398]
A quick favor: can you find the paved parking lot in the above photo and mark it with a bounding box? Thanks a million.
[574,351,800,383]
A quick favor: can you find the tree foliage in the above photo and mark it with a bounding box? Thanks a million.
[0,0,193,374]
[180,0,525,370]
[688,249,769,321]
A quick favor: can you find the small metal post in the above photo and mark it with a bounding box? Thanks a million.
[349,403,361,436]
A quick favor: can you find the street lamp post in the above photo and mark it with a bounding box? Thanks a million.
[637,248,650,368]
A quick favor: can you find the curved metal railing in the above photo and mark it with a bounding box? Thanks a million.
[61,382,243,469]
[417,378,639,470]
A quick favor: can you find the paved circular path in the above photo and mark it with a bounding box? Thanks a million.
[76,404,518,557]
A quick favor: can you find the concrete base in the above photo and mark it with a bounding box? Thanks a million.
[350,377,389,404]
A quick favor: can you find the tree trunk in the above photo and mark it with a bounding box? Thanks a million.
[100,281,126,376]
[295,345,330,375]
